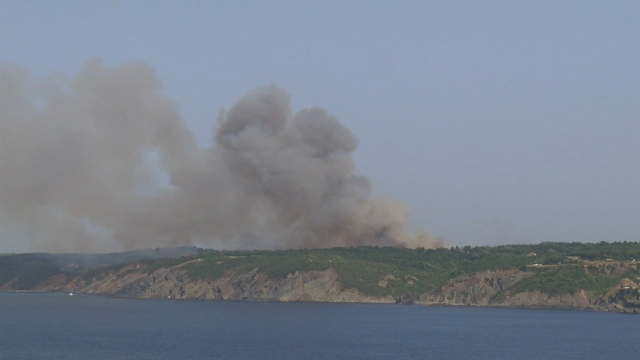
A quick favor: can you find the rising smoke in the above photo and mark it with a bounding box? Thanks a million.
[0,59,442,252]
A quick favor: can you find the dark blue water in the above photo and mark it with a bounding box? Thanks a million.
[1,293,638,359]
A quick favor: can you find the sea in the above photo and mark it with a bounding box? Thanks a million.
[0,292,638,360]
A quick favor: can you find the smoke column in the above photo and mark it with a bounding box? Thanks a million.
[0,60,442,252]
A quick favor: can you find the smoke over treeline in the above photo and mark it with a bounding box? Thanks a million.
[0,59,442,252]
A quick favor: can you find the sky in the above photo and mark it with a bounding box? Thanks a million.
[1,1,639,251]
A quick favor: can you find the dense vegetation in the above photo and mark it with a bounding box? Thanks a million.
[0,255,62,289]
[2,242,639,298]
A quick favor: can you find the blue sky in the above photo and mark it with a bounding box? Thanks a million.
[1,1,639,247]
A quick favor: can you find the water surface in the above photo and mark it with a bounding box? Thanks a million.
[0,293,638,359]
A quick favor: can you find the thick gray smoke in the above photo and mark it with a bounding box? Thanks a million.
[0,60,442,252]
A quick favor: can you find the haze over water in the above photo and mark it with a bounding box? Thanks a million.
[1,293,638,360]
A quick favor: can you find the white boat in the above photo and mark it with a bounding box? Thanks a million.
[69,293,73,296]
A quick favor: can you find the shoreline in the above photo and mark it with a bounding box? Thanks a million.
[3,290,637,314]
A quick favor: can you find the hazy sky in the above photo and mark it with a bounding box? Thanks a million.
[1,1,639,251]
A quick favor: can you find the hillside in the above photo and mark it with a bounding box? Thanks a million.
[0,246,201,290]
[1,243,639,312]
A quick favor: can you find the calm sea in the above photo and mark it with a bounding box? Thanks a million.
[0,292,638,360]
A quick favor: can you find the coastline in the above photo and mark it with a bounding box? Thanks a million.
[3,289,638,314]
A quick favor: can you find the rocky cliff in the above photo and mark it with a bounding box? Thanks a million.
[3,244,640,313]
[419,269,531,306]
[65,260,639,313]
[78,264,394,303]
[419,269,639,313]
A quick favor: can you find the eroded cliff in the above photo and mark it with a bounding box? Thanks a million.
[79,264,394,303]
[70,259,640,313]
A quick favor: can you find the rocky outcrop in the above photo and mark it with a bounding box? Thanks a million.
[419,269,532,306]
[78,265,395,303]
[593,278,640,312]
[499,290,594,310]
[417,270,640,313]
[396,293,415,305]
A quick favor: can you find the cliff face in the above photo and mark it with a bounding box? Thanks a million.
[417,269,595,309]
[499,290,593,309]
[78,265,394,303]
[71,263,639,313]
[418,269,639,313]
[419,269,531,306]
[418,269,599,310]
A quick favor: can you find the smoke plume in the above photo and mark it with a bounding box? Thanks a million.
[0,59,442,252]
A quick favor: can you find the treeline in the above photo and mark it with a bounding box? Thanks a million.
[456,241,640,263]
